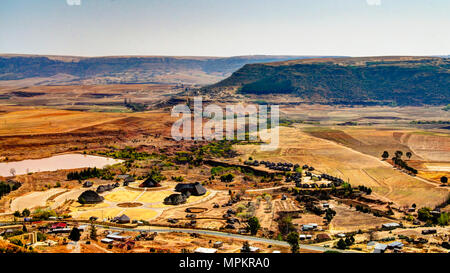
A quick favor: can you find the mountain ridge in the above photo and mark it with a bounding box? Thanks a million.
[0,54,342,86]
[200,56,450,106]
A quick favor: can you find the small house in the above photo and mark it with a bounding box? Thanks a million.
[194,247,217,253]
[382,223,401,230]
[101,238,114,244]
[213,241,223,248]
[373,243,387,253]
[83,181,93,188]
[388,241,404,250]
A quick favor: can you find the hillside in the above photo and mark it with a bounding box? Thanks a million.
[0,54,336,86]
[201,56,450,105]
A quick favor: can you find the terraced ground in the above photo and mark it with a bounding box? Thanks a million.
[234,126,449,207]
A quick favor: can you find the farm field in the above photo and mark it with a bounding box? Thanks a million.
[0,107,177,162]
[0,84,184,112]
[279,105,450,125]
[234,126,449,207]
[329,201,393,232]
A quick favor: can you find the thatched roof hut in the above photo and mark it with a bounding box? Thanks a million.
[175,182,206,196]
[140,177,160,188]
[96,185,106,193]
[83,181,93,188]
[78,190,104,204]
[114,214,130,224]
[164,193,187,205]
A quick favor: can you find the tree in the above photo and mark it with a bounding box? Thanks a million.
[247,216,260,235]
[395,150,403,158]
[406,152,412,160]
[90,223,97,241]
[336,238,347,249]
[345,235,355,246]
[68,227,81,241]
[417,207,432,222]
[441,176,448,185]
[382,151,389,160]
[220,173,235,183]
[241,241,251,253]
[22,208,30,217]
[286,232,299,253]
[437,213,449,226]
[9,168,16,177]
[278,216,296,235]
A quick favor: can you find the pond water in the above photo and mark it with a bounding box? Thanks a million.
[0,154,123,177]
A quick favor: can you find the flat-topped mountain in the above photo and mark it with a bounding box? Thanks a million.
[0,54,337,86]
[200,56,450,105]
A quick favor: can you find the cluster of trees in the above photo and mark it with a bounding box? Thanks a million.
[67,167,113,181]
[197,140,238,159]
[355,204,371,214]
[171,176,184,182]
[392,157,418,174]
[382,150,412,160]
[383,150,417,174]
[277,216,296,236]
[220,173,235,183]
[174,151,197,165]
[146,168,166,183]
[13,208,30,218]
[324,208,336,222]
[358,185,372,195]
[32,209,58,220]
[336,235,355,250]
[98,146,155,161]
[418,207,449,226]
[124,99,147,112]
[0,180,21,199]
[410,120,450,125]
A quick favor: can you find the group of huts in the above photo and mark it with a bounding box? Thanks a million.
[244,160,301,172]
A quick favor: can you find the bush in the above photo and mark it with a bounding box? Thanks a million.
[220,173,235,183]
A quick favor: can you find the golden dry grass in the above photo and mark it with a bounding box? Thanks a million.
[120,208,158,220]
[72,208,123,220]
[234,126,449,207]
[104,189,142,203]
[136,190,174,203]
[0,109,124,136]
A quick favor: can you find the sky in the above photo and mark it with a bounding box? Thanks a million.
[0,0,449,57]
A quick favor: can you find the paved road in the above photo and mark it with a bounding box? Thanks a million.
[97,224,357,253]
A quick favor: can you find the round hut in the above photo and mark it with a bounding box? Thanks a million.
[139,177,161,188]
[78,190,104,204]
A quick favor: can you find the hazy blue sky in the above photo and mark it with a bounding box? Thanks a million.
[0,0,448,56]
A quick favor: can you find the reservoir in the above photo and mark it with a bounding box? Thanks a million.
[0,154,123,177]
